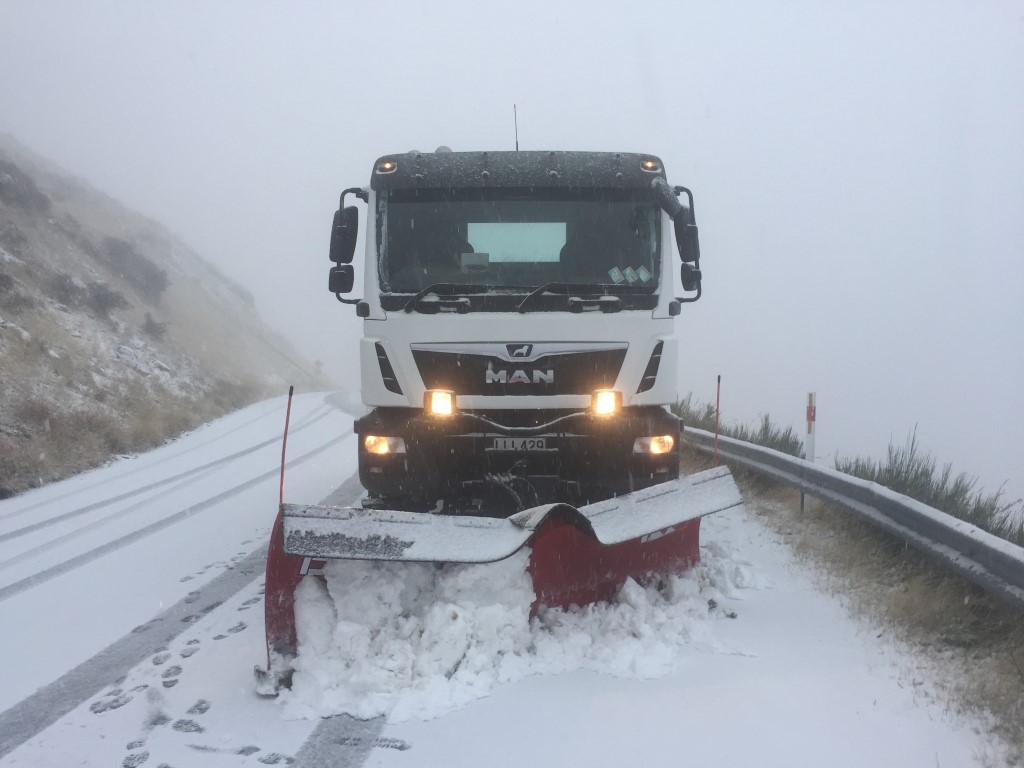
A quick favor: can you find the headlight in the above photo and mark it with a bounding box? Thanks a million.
[364,436,407,454]
[424,389,456,416]
[633,435,675,454]
[591,389,621,417]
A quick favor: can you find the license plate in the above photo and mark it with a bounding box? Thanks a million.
[491,437,548,451]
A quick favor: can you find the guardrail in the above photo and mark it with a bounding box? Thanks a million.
[683,427,1024,612]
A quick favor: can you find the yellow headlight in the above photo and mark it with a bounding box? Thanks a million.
[364,435,407,454]
[649,435,674,454]
[591,389,621,417]
[633,435,676,454]
[425,390,455,416]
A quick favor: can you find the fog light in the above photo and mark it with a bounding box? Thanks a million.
[591,389,621,417]
[364,435,407,455]
[633,435,675,454]
[425,390,456,416]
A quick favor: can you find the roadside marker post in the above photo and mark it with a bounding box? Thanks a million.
[801,392,816,511]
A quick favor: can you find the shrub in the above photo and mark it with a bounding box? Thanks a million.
[0,289,33,313]
[85,282,128,318]
[731,414,806,458]
[142,313,167,340]
[672,394,805,458]
[836,430,1024,547]
[45,272,85,306]
[672,392,717,432]
[0,159,52,214]
[0,222,29,257]
[16,398,53,429]
[102,237,170,304]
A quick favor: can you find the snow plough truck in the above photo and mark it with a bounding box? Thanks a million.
[257,149,743,692]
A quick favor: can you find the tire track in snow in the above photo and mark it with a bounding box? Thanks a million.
[0,460,227,573]
[0,472,366,760]
[0,403,333,543]
[0,433,348,604]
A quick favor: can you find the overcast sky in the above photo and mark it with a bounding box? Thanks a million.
[2,0,1022,500]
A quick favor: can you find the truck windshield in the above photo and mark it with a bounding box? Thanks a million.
[377,188,660,310]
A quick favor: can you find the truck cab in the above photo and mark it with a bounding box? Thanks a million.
[328,150,703,513]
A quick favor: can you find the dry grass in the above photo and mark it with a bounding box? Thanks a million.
[683,446,1024,763]
[0,379,261,497]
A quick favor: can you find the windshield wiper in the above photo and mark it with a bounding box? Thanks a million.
[402,283,499,313]
[516,282,641,313]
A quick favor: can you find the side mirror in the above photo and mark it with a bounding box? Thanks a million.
[674,218,701,265]
[680,262,702,293]
[329,206,358,264]
[329,265,354,294]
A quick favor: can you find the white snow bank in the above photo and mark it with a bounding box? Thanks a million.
[282,541,761,722]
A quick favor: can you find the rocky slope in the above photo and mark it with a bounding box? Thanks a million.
[0,134,327,496]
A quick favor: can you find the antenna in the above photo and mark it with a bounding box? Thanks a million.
[514,104,519,151]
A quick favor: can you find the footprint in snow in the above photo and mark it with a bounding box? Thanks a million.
[172,719,204,734]
[257,753,294,765]
[151,652,170,666]
[178,646,199,659]
[90,690,132,714]
[186,699,210,715]
[238,597,261,612]
[161,665,182,688]
[122,751,149,767]
[214,621,246,640]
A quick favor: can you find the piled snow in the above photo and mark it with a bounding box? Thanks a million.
[282,543,760,722]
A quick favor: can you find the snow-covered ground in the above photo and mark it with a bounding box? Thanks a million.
[0,393,1006,767]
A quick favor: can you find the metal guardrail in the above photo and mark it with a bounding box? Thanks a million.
[683,427,1024,612]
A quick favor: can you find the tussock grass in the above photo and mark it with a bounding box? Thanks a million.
[837,431,1024,548]
[672,394,805,458]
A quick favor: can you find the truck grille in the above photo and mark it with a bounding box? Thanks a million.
[412,346,626,396]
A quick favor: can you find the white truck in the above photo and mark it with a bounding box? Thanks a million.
[256,149,741,692]
[328,149,704,514]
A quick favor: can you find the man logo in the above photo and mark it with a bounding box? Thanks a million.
[507,344,533,358]
[486,368,554,385]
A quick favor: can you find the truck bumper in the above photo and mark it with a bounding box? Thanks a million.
[354,406,681,505]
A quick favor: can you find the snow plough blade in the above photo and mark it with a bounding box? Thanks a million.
[255,465,742,693]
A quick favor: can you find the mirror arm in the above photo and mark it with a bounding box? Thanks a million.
[335,294,361,305]
[675,284,702,304]
[673,186,696,221]
[341,187,368,206]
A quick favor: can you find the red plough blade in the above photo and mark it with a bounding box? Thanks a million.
[256,465,742,693]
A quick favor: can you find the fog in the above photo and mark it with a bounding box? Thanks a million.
[2,1,1021,499]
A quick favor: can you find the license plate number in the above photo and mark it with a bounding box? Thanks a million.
[491,437,547,451]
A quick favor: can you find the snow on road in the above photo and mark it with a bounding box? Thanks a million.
[0,393,1007,767]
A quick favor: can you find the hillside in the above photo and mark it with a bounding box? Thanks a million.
[0,134,328,497]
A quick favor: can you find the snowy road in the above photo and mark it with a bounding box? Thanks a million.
[0,393,1003,767]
